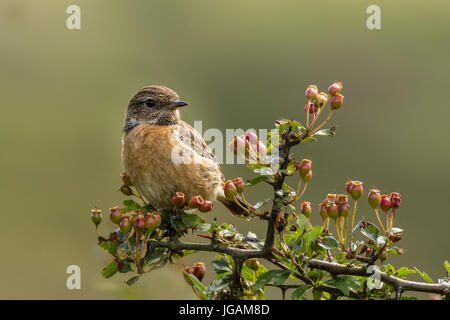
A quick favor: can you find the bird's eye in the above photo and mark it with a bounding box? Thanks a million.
[144,99,155,108]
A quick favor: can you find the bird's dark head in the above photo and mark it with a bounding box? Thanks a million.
[123,85,188,133]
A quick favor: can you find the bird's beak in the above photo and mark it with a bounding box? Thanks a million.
[168,101,189,109]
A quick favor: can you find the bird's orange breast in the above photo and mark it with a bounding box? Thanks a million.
[121,124,223,209]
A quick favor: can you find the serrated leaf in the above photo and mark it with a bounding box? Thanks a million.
[395,267,416,279]
[184,272,209,300]
[313,128,335,136]
[118,260,132,273]
[101,261,118,279]
[296,214,312,231]
[291,285,309,300]
[212,259,232,273]
[360,224,380,242]
[247,175,272,186]
[181,213,204,228]
[414,267,434,283]
[254,198,271,209]
[125,275,140,286]
[121,199,141,213]
[445,261,450,274]
[391,227,404,234]
[253,270,291,290]
[326,275,360,296]
[319,236,339,250]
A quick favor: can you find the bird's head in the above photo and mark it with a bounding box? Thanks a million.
[123,85,188,133]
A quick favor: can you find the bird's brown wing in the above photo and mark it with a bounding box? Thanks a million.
[177,120,225,182]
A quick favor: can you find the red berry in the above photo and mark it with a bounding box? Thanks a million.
[198,200,214,213]
[326,202,339,220]
[316,92,328,108]
[336,194,350,217]
[330,93,344,110]
[233,177,246,193]
[380,195,391,212]
[192,262,206,281]
[172,192,186,207]
[134,216,146,233]
[188,195,204,209]
[390,192,401,210]
[319,202,328,220]
[327,81,343,95]
[305,85,319,100]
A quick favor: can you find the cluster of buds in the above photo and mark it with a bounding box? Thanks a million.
[229,130,267,163]
[119,171,134,196]
[105,206,162,236]
[183,262,206,282]
[368,189,402,236]
[171,192,214,213]
[294,159,312,183]
[304,81,344,116]
[223,177,246,201]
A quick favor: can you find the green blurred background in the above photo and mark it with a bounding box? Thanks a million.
[0,0,448,299]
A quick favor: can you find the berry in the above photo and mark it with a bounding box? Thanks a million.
[390,192,401,210]
[350,181,363,201]
[319,202,328,220]
[134,216,146,233]
[368,189,381,209]
[223,181,237,201]
[316,92,328,108]
[326,202,339,220]
[109,206,123,225]
[188,195,205,209]
[300,201,312,218]
[305,85,319,100]
[330,93,344,110]
[233,177,246,194]
[301,170,312,183]
[380,195,391,212]
[299,159,312,176]
[119,217,132,234]
[192,262,206,281]
[336,194,350,218]
[119,184,133,196]
[91,209,102,226]
[199,200,214,213]
[121,171,133,186]
[172,192,186,207]
[327,81,343,96]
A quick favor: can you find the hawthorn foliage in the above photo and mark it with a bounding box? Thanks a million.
[91,82,450,300]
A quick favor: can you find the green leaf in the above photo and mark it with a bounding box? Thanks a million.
[384,264,395,275]
[212,259,232,273]
[313,128,335,136]
[296,214,312,231]
[291,285,309,300]
[391,227,404,234]
[118,260,132,273]
[247,175,272,186]
[312,289,323,300]
[414,267,434,283]
[101,261,118,279]
[125,275,140,286]
[326,275,360,296]
[197,223,211,232]
[319,236,339,250]
[181,213,204,228]
[254,198,271,209]
[395,267,416,279]
[445,261,450,274]
[121,199,141,213]
[184,272,209,300]
[253,270,291,290]
[360,224,380,242]
[376,235,386,247]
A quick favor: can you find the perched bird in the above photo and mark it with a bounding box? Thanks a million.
[121,85,251,216]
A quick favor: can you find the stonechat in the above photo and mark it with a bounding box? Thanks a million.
[121,85,250,216]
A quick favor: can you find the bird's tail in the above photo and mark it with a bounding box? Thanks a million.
[217,191,255,218]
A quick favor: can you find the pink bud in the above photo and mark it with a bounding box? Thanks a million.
[305,85,318,100]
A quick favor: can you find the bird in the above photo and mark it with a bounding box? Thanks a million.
[121,85,252,217]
